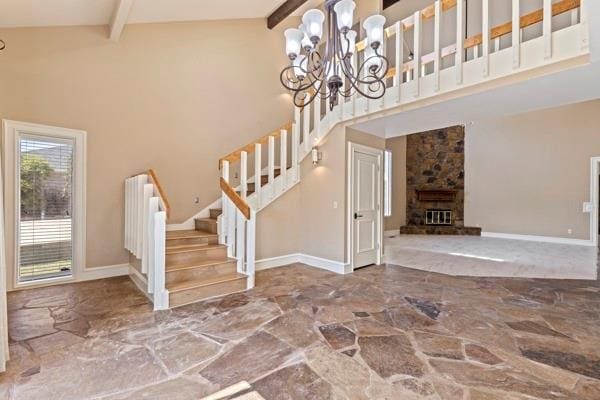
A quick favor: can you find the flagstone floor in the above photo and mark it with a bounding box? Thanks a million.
[2,262,600,399]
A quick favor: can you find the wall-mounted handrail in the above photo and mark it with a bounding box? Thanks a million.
[219,121,293,168]
[220,177,251,220]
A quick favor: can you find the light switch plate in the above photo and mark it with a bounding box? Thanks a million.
[583,202,593,213]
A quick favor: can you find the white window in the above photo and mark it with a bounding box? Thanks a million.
[3,121,86,288]
[384,149,392,217]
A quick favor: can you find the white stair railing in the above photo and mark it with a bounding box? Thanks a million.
[214,0,588,290]
[219,173,256,289]
[125,170,169,310]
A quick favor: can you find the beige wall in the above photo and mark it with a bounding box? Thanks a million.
[384,135,407,231]
[0,20,293,269]
[252,124,347,262]
[256,184,301,260]
[465,100,600,240]
[256,125,386,264]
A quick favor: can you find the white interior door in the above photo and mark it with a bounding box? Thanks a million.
[352,147,381,268]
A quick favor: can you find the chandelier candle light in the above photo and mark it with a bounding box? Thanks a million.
[281,0,389,110]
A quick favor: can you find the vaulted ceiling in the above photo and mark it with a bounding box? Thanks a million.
[0,0,322,29]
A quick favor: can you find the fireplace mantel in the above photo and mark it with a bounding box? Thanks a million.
[416,189,458,202]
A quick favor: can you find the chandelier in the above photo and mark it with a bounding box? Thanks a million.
[280,0,389,111]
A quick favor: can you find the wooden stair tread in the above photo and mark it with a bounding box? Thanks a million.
[165,243,225,255]
[167,258,237,272]
[167,272,246,292]
[195,218,217,223]
[166,229,215,239]
[166,243,214,252]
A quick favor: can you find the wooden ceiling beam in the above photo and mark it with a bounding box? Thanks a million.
[267,0,309,30]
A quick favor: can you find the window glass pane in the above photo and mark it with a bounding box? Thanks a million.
[18,135,74,282]
[384,150,392,217]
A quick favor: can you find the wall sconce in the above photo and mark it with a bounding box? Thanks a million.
[311,146,322,165]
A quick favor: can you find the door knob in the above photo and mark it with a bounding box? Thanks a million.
[354,213,363,219]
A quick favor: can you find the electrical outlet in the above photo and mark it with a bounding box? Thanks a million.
[567,229,573,235]
[194,197,199,204]
[333,201,338,209]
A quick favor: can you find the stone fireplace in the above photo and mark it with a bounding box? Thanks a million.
[400,125,481,235]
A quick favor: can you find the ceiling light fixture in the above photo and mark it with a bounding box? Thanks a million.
[280,0,389,111]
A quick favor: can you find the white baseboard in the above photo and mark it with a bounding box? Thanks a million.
[167,198,222,231]
[255,253,351,275]
[255,254,301,271]
[79,263,130,280]
[482,232,595,247]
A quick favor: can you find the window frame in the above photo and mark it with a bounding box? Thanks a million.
[2,120,86,290]
[383,149,392,218]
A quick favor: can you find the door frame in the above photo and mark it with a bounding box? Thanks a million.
[347,141,383,271]
[590,156,600,248]
[2,120,87,290]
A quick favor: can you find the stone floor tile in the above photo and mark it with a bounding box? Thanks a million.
[198,331,297,388]
[414,331,464,360]
[358,334,425,378]
[152,332,220,374]
[305,344,394,400]
[194,300,281,341]
[13,339,167,400]
[318,323,356,350]
[8,308,56,341]
[263,309,321,348]
[464,344,502,365]
[252,363,340,400]
[103,377,218,400]
[27,331,85,356]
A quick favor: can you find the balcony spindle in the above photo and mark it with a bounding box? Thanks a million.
[303,104,310,153]
[434,0,441,91]
[254,143,262,207]
[220,160,230,245]
[413,10,421,97]
[456,0,464,84]
[268,135,275,187]
[235,210,245,273]
[351,53,357,115]
[580,0,588,51]
[482,0,490,76]
[542,0,552,58]
[313,97,321,137]
[240,151,248,200]
[512,0,520,68]
[395,21,403,102]
[291,126,299,182]
[280,129,288,186]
